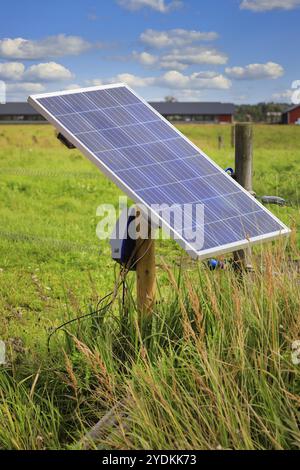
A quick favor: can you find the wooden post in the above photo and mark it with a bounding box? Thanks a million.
[231,124,235,148]
[234,123,255,272]
[235,123,254,195]
[218,134,224,150]
[135,208,156,318]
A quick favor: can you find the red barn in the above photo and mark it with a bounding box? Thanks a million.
[282,105,300,125]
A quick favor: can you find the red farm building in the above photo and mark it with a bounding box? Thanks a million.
[282,104,300,125]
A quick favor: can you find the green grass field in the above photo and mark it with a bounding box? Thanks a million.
[0,123,299,450]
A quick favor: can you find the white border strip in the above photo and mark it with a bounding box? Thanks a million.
[28,83,291,260]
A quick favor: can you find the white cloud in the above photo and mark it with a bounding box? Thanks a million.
[272,89,293,102]
[240,0,300,11]
[132,51,158,66]
[140,28,218,48]
[122,46,226,71]
[0,34,92,60]
[110,73,154,88]
[158,70,231,89]
[65,83,82,90]
[87,75,153,88]
[225,62,284,80]
[117,0,182,13]
[0,61,73,98]
[128,28,223,73]
[158,60,187,71]
[87,79,103,86]
[93,70,231,91]
[6,82,46,93]
[0,62,25,80]
[172,88,213,101]
[160,47,228,70]
[24,62,73,81]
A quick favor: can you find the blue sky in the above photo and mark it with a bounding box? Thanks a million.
[0,0,299,103]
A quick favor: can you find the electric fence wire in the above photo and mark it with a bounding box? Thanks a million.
[47,236,153,353]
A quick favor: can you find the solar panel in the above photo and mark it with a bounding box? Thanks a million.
[28,83,290,260]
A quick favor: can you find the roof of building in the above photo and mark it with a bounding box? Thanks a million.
[0,101,236,118]
[149,102,235,116]
[0,102,39,115]
[0,102,235,121]
[282,104,300,115]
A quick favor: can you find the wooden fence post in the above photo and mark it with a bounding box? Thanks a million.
[231,124,235,148]
[234,123,255,272]
[135,208,156,318]
[218,134,224,150]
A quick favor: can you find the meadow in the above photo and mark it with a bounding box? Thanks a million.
[0,123,299,450]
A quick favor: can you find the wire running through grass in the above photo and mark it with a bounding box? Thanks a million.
[47,237,151,353]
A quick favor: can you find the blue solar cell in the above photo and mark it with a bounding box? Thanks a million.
[95,149,131,171]
[82,90,119,109]
[160,159,214,181]
[165,138,199,158]
[160,204,197,238]
[244,210,282,234]
[161,182,199,205]
[61,93,99,113]
[204,195,242,224]
[29,84,289,259]
[38,96,75,116]
[136,186,171,205]
[146,120,178,140]
[226,192,259,214]
[187,178,220,201]
[123,123,159,145]
[204,220,242,247]
[229,214,260,239]
[107,87,141,106]
[186,155,222,177]
[205,173,238,195]
[138,164,178,187]
[102,106,139,126]
[121,146,158,168]
[79,109,115,131]
[125,103,159,123]
[79,131,112,152]
[114,168,152,191]
[101,127,136,148]
[58,113,94,134]
[139,141,180,163]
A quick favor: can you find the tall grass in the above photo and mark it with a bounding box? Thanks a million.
[1,241,299,450]
[1,124,299,449]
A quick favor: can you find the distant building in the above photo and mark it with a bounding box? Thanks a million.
[282,104,300,125]
[0,101,236,125]
[149,102,235,124]
[266,111,282,124]
[0,102,45,123]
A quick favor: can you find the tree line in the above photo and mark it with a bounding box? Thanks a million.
[164,96,290,123]
[234,102,289,122]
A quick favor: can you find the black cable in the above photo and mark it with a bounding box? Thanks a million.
[47,289,117,354]
[47,233,152,353]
